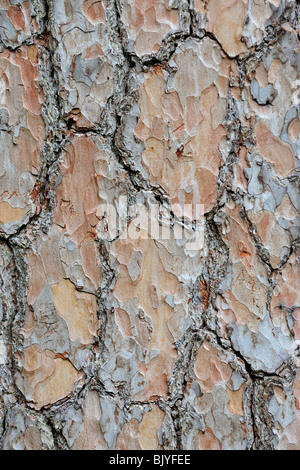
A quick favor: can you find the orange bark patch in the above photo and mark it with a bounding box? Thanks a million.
[82,0,106,24]
[256,121,295,178]
[7,5,25,30]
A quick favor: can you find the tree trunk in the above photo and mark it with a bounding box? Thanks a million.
[0,0,299,450]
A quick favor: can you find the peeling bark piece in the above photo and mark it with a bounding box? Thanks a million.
[250,79,277,106]
[16,344,82,410]
[198,0,292,55]
[116,404,171,450]
[0,1,32,48]
[255,122,295,179]
[241,35,299,183]
[197,427,222,450]
[71,390,108,449]
[216,202,296,374]
[194,340,232,394]
[53,136,105,292]
[270,252,300,339]
[117,0,188,58]
[63,391,126,449]
[2,404,54,450]
[0,46,45,236]
[220,203,269,331]
[17,135,130,409]
[180,340,248,450]
[51,0,115,128]
[61,391,167,450]
[51,279,98,345]
[102,235,182,400]
[194,0,248,57]
[125,37,229,213]
[99,197,205,399]
[247,208,292,269]
[242,0,289,49]
[137,406,165,450]
[230,312,294,374]
[276,370,300,450]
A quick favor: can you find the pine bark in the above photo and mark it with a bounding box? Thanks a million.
[0,0,299,450]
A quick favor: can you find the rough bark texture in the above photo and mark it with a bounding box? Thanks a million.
[0,0,299,450]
